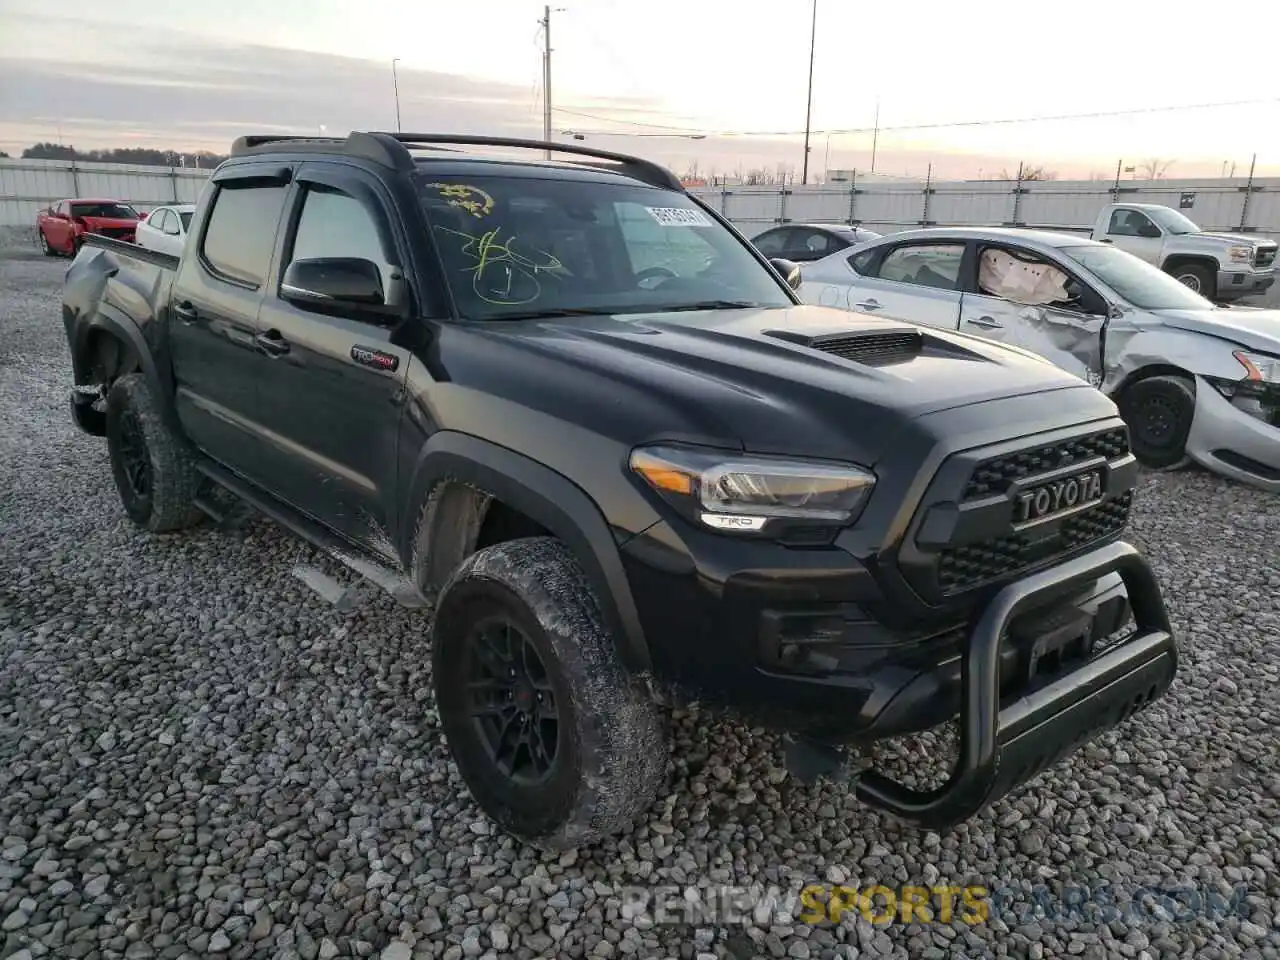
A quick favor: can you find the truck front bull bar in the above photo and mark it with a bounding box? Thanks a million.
[855,540,1177,829]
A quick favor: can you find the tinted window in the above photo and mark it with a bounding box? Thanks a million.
[793,229,839,258]
[876,243,965,290]
[419,174,792,320]
[752,229,791,255]
[71,202,139,219]
[288,186,390,287]
[178,211,193,232]
[200,184,287,286]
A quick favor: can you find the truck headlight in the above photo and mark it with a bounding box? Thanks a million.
[630,445,876,534]
[1235,351,1280,383]
[1228,245,1255,263]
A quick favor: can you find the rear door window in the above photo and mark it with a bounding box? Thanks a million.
[200,184,288,287]
[875,243,966,290]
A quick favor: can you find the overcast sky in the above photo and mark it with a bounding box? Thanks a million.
[1,0,1278,179]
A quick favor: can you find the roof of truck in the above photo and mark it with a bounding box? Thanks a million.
[227,132,686,192]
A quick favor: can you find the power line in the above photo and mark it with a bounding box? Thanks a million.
[553,96,1280,139]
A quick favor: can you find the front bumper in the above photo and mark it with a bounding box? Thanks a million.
[1185,378,1280,491]
[1216,265,1275,299]
[855,540,1176,829]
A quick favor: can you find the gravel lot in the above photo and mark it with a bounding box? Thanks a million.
[1,248,1277,960]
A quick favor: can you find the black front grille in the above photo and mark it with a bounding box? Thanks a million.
[963,427,1128,500]
[1255,246,1277,268]
[811,330,923,366]
[936,493,1132,595]
[95,226,135,240]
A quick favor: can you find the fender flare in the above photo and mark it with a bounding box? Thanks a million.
[71,306,182,434]
[402,430,652,674]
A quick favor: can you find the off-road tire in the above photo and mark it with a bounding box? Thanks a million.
[1169,263,1215,300]
[105,373,205,532]
[432,536,668,850]
[1118,374,1196,470]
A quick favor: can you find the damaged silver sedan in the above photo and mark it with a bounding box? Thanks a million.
[799,226,1280,492]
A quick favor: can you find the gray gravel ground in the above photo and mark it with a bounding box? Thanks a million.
[1,248,1278,960]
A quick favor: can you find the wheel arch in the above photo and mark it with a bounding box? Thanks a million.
[1106,362,1196,404]
[71,307,182,434]
[402,431,652,674]
[1160,254,1218,282]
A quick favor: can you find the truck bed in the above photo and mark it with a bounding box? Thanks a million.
[63,235,179,393]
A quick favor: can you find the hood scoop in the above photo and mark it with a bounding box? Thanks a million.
[766,324,924,366]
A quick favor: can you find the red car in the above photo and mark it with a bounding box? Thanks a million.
[37,198,144,256]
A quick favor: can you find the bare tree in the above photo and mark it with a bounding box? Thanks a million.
[1138,158,1174,180]
[998,164,1058,181]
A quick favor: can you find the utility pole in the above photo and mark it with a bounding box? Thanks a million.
[392,58,402,133]
[541,6,553,158]
[870,98,880,174]
[800,0,817,185]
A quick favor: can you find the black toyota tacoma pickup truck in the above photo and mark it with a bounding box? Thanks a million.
[62,132,1177,849]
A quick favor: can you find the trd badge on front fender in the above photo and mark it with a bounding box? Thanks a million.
[1015,469,1103,526]
[350,345,399,372]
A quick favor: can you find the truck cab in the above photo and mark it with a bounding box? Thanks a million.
[1090,202,1276,301]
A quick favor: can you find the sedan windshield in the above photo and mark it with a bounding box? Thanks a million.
[70,202,139,220]
[1144,206,1200,235]
[1062,244,1214,310]
[417,173,793,320]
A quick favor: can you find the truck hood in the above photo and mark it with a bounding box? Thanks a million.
[484,304,1100,465]
[1152,307,1280,353]
[1199,232,1277,247]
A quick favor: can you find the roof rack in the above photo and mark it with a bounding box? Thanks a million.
[229,132,684,191]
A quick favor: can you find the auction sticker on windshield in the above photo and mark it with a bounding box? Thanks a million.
[646,207,713,227]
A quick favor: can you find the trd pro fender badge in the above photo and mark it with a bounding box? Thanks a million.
[351,345,400,372]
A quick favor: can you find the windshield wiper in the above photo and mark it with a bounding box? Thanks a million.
[486,307,622,321]
[656,300,762,312]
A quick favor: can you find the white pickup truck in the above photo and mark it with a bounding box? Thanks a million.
[1091,202,1276,302]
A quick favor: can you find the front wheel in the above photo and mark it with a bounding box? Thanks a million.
[1118,374,1196,470]
[39,229,56,257]
[432,536,668,850]
[105,374,206,532]
[1170,263,1215,299]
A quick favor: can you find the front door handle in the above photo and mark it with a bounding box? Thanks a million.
[254,331,291,357]
[966,315,1004,329]
[173,301,199,324]
[854,298,882,311]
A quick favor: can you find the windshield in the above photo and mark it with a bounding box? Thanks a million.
[179,211,193,231]
[416,173,793,320]
[1144,206,1200,235]
[1063,244,1214,310]
[70,202,139,220]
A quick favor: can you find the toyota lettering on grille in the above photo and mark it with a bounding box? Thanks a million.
[1014,469,1103,525]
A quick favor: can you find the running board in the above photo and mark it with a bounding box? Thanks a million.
[196,461,428,609]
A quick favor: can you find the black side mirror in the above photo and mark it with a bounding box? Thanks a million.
[769,257,802,291]
[281,257,406,317]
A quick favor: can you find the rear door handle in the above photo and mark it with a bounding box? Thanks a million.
[173,301,199,324]
[854,298,882,311]
[254,330,291,357]
[966,315,1004,329]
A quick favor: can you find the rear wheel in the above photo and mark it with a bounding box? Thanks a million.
[432,536,668,850]
[105,374,205,532]
[1169,263,1215,299]
[1118,374,1196,470]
